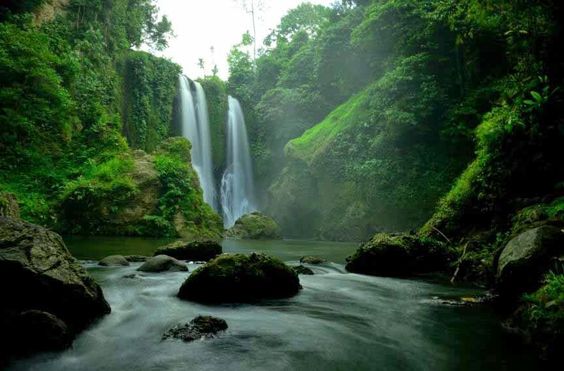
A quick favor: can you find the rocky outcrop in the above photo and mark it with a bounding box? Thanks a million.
[59,141,223,239]
[137,255,188,273]
[178,253,301,303]
[154,240,222,261]
[345,233,454,277]
[225,212,282,240]
[0,192,20,219]
[162,316,228,342]
[496,226,564,296]
[99,255,130,267]
[0,217,110,363]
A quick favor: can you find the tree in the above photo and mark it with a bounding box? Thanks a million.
[233,0,264,60]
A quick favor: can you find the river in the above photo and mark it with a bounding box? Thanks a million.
[10,238,541,370]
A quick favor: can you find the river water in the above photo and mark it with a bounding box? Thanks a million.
[10,238,540,371]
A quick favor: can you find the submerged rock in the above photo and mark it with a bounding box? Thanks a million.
[137,255,188,273]
[225,212,282,240]
[345,233,454,277]
[99,255,130,267]
[0,217,110,362]
[293,265,314,275]
[162,316,228,342]
[177,253,301,303]
[496,226,564,295]
[300,256,326,265]
[154,240,222,261]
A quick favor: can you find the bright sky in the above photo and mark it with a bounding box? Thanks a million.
[148,0,336,80]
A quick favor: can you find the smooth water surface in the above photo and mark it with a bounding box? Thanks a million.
[11,238,541,371]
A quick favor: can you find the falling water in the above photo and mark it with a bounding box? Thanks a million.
[178,75,217,209]
[220,96,256,228]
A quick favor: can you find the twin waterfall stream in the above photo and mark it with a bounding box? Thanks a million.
[178,75,256,228]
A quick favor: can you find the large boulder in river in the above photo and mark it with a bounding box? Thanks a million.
[137,255,188,273]
[154,240,222,261]
[0,217,110,362]
[345,233,454,277]
[496,226,563,295]
[225,212,282,240]
[178,253,301,303]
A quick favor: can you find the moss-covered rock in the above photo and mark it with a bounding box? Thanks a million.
[99,255,130,267]
[154,240,222,261]
[345,233,454,277]
[225,212,282,240]
[177,253,301,303]
[0,217,110,362]
[496,226,564,296]
[137,255,188,273]
[59,138,223,239]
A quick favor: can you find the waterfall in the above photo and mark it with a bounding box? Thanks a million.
[178,75,217,210]
[220,96,256,228]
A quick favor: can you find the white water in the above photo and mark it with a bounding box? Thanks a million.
[220,96,257,228]
[178,75,217,210]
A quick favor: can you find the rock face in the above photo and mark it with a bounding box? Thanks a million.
[162,316,228,342]
[225,212,282,240]
[99,255,130,267]
[345,233,453,277]
[0,217,110,362]
[178,253,301,303]
[137,255,188,273]
[0,192,20,219]
[496,226,564,295]
[154,240,222,261]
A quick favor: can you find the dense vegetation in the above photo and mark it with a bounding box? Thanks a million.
[0,0,221,237]
[227,0,564,243]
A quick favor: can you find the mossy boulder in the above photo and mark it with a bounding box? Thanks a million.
[225,212,282,240]
[0,217,110,362]
[177,253,301,303]
[99,255,130,267]
[154,240,222,261]
[137,255,188,273]
[496,226,564,296]
[345,233,454,277]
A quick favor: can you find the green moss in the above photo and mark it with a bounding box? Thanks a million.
[523,273,564,325]
[58,154,139,234]
[151,137,223,239]
[119,50,181,152]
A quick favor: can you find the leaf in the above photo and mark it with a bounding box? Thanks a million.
[530,91,543,103]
